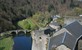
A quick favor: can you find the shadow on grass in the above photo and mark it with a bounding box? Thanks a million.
[0,47,5,50]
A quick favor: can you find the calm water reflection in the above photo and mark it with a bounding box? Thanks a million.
[13,36,32,50]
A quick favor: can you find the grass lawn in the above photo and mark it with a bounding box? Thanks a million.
[27,18,37,28]
[18,17,48,30]
[0,37,14,50]
[18,18,37,30]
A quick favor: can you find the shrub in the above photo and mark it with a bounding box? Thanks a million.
[73,7,82,15]
[48,4,55,12]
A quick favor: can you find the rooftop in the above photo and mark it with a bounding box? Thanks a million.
[48,21,82,50]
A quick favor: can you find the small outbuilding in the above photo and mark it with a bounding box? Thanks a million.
[49,21,60,31]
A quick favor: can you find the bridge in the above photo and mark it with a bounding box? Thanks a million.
[0,29,31,36]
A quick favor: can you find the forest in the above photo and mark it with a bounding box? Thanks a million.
[0,0,82,32]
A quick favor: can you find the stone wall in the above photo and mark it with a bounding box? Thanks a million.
[56,45,71,50]
[64,16,82,25]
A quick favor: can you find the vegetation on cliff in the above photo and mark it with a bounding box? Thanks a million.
[0,0,82,32]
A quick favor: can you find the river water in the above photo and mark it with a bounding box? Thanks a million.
[13,36,32,50]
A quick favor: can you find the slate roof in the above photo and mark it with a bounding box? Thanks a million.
[65,21,82,38]
[48,21,82,50]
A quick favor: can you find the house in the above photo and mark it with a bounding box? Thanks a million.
[48,21,82,50]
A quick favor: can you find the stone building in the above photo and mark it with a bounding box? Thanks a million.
[48,21,82,50]
[31,29,49,50]
[31,26,56,50]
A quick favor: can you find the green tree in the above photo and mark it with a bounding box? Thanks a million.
[18,20,31,29]
[27,9,33,16]
[48,4,55,12]
[61,0,66,4]
[32,11,51,27]
[74,7,82,15]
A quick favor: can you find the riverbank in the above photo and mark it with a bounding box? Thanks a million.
[0,37,13,50]
[0,31,32,50]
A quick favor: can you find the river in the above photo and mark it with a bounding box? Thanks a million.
[13,36,32,50]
